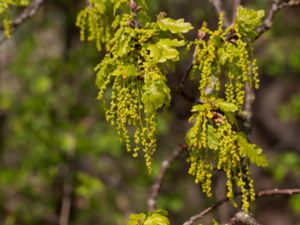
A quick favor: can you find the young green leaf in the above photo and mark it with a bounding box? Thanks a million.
[127,213,147,225]
[214,98,238,112]
[147,39,185,63]
[157,18,193,34]
[237,133,268,167]
[207,125,219,150]
[235,5,265,38]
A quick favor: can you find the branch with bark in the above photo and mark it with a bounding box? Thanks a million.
[0,0,45,45]
[209,0,230,27]
[256,0,300,38]
[147,145,187,211]
[182,188,300,225]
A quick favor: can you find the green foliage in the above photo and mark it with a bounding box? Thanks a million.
[127,210,170,225]
[278,94,300,121]
[290,195,300,215]
[76,0,115,51]
[157,17,193,34]
[75,172,104,199]
[235,5,265,38]
[95,8,192,172]
[186,6,266,212]
[271,152,300,182]
[147,39,185,63]
[0,26,125,224]
[76,0,149,51]
[237,133,268,167]
[0,0,29,14]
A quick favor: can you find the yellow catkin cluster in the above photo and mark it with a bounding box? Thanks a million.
[187,104,256,212]
[3,18,11,38]
[187,5,265,214]
[216,118,255,212]
[193,14,259,112]
[94,13,178,173]
[104,75,158,173]
[76,2,111,51]
[187,107,214,197]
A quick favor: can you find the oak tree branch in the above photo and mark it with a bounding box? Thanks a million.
[182,188,300,225]
[148,145,187,211]
[256,0,300,39]
[0,0,45,45]
[209,0,230,27]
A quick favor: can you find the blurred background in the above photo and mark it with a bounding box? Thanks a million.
[0,0,299,224]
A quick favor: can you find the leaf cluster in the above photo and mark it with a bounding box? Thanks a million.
[95,8,193,172]
[127,210,170,225]
[0,0,29,14]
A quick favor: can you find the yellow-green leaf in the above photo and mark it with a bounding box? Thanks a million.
[157,18,193,34]
[147,39,185,63]
[214,99,238,112]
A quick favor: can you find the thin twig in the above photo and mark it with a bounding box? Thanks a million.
[256,0,300,39]
[59,168,73,225]
[232,0,241,23]
[183,197,231,225]
[179,63,193,89]
[182,188,300,225]
[258,188,300,197]
[58,148,77,225]
[148,145,187,211]
[209,0,230,27]
[0,0,45,45]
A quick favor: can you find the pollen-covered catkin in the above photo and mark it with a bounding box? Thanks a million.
[186,6,266,211]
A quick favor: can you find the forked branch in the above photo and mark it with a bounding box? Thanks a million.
[148,145,187,211]
[182,188,300,225]
[209,0,230,27]
[256,0,300,38]
[0,0,45,45]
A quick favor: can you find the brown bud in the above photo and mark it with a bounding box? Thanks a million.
[126,20,134,27]
[157,11,167,21]
[129,0,138,11]
[198,30,206,39]
[212,111,224,123]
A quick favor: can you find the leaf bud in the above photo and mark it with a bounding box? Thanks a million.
[129,0,138,11]
[126,20,134,27]
[198,30,206,39]
[156,11,167,21]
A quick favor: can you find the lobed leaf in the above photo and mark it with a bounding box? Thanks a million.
[237,133,268,167]
[214,98,238,112]
[157,18,193,34]
[147,39,185,63]
[235,5,265,38]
